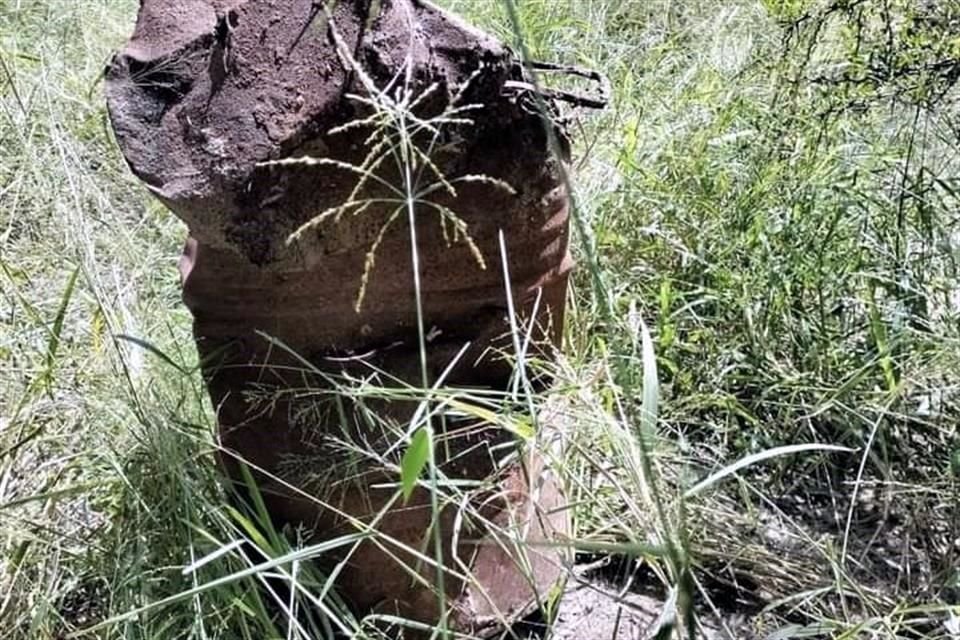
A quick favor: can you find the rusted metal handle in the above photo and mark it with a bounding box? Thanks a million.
[503,60,610,110]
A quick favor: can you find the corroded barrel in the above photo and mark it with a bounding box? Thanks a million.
[106,0,572,634]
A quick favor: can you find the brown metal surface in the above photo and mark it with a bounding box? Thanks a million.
[106,0,572,633]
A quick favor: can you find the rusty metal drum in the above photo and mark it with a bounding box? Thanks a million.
[106,0,573,634]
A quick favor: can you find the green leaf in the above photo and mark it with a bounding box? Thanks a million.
[401,427,430,503]
[116,334,187,374]
[235,462,285,551]
[446,399,534,440]
[766,622,838,639]
[684,444,855,498]
[40,265,80,391]
[224,506,271,552]
[651,586,678,640]
[0,482,103,511]
[865,283,898,393]
[635,309,660,443]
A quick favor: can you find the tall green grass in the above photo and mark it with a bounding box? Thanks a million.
[2,0,959,638]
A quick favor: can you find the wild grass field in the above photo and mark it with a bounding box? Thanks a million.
[2,0,960,638]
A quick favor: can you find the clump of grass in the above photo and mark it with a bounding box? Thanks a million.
[457,0,960,636]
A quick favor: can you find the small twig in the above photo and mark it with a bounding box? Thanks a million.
[287,1,327,57]
[0,51,27,116]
